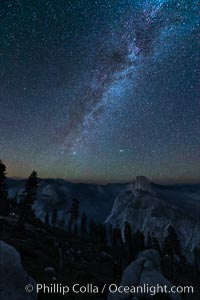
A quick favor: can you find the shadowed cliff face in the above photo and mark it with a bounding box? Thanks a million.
[6,178,131,222]
[135,176,157,196]
[106,177,200,259]
[6,177,200,227]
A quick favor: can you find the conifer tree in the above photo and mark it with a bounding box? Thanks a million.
[132,229,145,258]
[67,198,79,237]
[0,160,6,190]
[124,222,133,260]
[89,219,97,242]
[0,160,9,216]
[112,226,123,247]
[74,221,78,236]
[70,198,79,222]
[193,247,200,277]
[60,218,65,230]
[151,235,161,254]
[98,223,107,245]
[45,212,49,226]
[146,232,161,253]
[101,224,107,245]
[19,170,39,222]
[163,225,181,257]
[146,232,152,249]
[10,193,18,212]
[112,226,123,275]
[25,171,39,194]
[109,224,113,244]
[51,208,57,228]
[162,225,181,280]
[67,218,72,236]
[80,212,87,238]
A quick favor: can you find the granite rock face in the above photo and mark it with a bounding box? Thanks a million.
[107,249,181,300]
[106,177,200,259]
[0,240,37,300]
[135,176,156,196]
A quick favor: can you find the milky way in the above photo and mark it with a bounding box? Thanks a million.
[0,0,199,183]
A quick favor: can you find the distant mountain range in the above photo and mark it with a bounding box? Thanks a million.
[6,177,200,256]
[6,178,129,221]
[7,177,200,221]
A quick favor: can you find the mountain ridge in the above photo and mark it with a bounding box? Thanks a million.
[105,177,200,258]
[6,177,200,223]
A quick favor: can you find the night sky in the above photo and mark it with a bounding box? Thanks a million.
[0,0,199,183]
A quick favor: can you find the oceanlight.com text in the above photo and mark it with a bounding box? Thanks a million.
[25,283,194,296]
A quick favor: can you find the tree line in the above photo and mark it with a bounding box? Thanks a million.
[0,159,200,279]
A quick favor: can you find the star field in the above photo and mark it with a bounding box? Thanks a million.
[0,0,199,183]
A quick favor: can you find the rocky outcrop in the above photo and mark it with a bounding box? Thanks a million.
[106,177,200,259]
[107,249,181,300]
[135,176,156,196]
[0,240,37,300]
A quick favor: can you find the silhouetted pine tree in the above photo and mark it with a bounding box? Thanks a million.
[132,230,145,258]
[67,218,72,236]
[102,224,107,245]
[97,222,102,244]
[124,222,133,260]
[60,218,65,230]
[109,224,113,244]
[70,198,79,222]
[19,171,39,223]
[68,198,79,236]
[73,221,78,237]
[98,223,107,245]
[146,232,161,254]
[80,212,86,238]
[51,208,57,228]
[10,193,18,212]
[112,226,123,247]
[112,226,123,276]
[193,247,200,277]
[25,171,39,193]
[151,235,161,254]
[163,225,181,257]
[162,225,181,280]
[89,219,98,242]
[0,160,9,216]
[146,232,152,249]
[45,212,49,225]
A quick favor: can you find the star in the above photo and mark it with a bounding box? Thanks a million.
[0,0,199,183]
